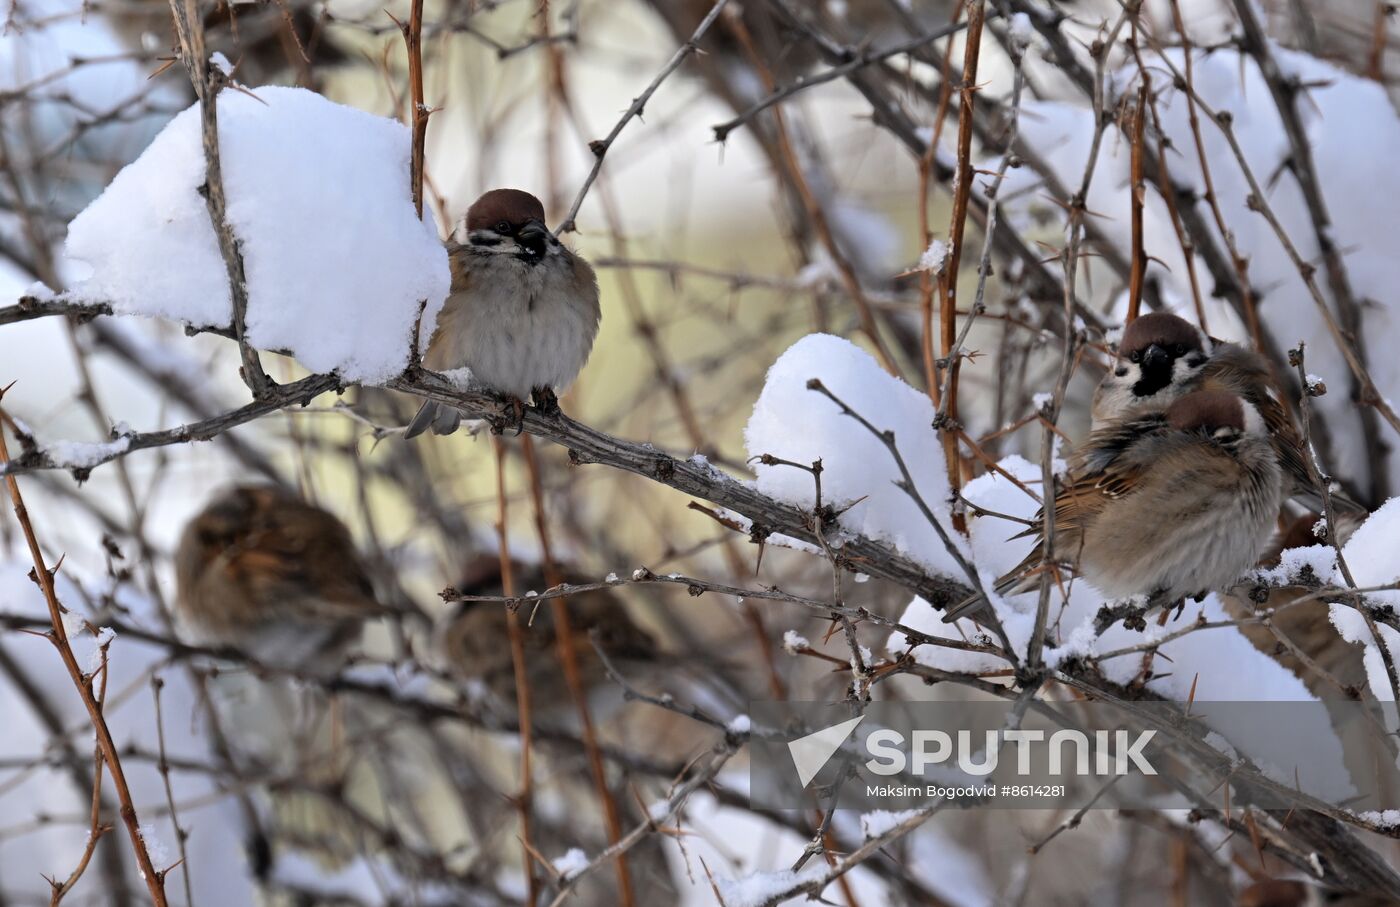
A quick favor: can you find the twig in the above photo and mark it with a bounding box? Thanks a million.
[492,436,538,906]
[390,0,434,370]
[0,373,340,479]
[446,565,1003,661]
[545,740,740,907]
[48,641,112,906]
[1288,344,1400,704]
[1126,79,1148,323]
[708,18,975,142]
[1232,0,1389,502]
[804,378,1017,660]
[937,0,986,524]
[151,675,194,906]
[0,403,169,907]
[1155,51,1400,444]
[555,0,729,234]
[719,8,901,375]
[519,434,634,906]
[393,0,429,218]
[166,0,275,399]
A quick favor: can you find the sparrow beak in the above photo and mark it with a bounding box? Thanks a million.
[1141,343,1170,372]
[516,219,549,261]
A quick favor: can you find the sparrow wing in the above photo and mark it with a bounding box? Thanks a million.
[421,244,475,372]
[1203,345,1368,513]
[227,501,383,621]
[1007,414,1166,541]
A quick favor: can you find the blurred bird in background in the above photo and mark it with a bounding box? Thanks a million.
[175,485,452,881]
[439,554,658,715]
[439,554,745,751]
[439,555,693,904]
[406,189,601,437]
[175,484,388,671]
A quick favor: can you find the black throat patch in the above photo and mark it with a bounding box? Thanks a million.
[1131,361,1174,398]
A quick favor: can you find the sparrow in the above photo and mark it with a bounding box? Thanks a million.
[1093,312,1364,514]
[945,390,1283,622]
[438,556,657,711]
[175,485,384,671]
[405,189,601,437]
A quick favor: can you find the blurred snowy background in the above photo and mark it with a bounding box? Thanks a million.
[4,0,1400,904]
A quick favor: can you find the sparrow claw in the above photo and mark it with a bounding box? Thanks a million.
[531,386,560,417]
[486,397,527,436]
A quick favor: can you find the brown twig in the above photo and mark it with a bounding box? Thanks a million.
[0,403,169,907]
[166,0,275,400]
[937,0,985,527]
[1126,79,1148,323]
[519,434,634,906]
[48,640,111,906]
[389,0,434,370]
[492,436,538,906]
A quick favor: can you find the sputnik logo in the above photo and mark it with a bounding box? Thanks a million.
[788,715,865,787]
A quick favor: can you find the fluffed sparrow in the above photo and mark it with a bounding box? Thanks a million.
[946,390,1283,621]
[405,189,601,437]
[175,485,384,671]
[1093,312,1363,513]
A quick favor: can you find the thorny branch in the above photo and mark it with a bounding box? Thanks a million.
[0,403,169,907]
[166,0,275,400]
[554,0,730,235]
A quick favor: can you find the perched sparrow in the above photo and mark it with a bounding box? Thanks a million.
[439,556,656,711]
[405,189,601,437]
[175,485,384,671]
[1093,312,1363,514]
[945,390,1283,622]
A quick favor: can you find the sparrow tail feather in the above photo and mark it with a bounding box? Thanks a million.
[404,401,462,438]
[942,550,1042,624]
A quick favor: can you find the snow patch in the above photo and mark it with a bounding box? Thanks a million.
[64,86,450,384]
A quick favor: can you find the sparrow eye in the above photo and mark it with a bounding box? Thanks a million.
[1174,343,1186,355]
[1128,350,1142,364]
[495,221,511,234]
